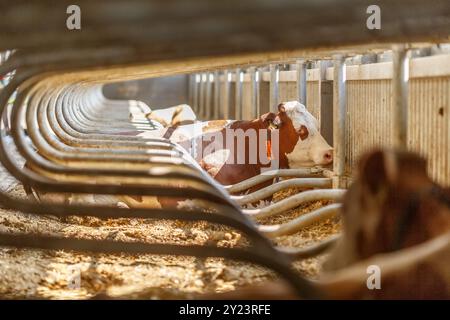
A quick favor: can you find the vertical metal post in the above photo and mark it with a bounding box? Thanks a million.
[318,60,333,144]
[213,70,220,119]
[296,59,307,105]
[187,74,193,108]
[318,60,326,113]
[223,70,231,119]
[235,68,242,120]
[193,74,200,114]
[205,72,212,119]
[392,45,409,149]
[332,54,347,189]
[255,68,261,117]
[270,64,279,110]
[199,73,206,119]
[249,67,259,119]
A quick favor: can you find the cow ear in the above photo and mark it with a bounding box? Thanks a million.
[278,103,286,113]
[261,112,276,123]
[299,125,309,140]
[359,150,397,194]
[129,195,143,202]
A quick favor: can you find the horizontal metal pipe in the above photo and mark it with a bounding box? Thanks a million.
[0,231,321,299]
[278,235,340,260]
[231,178,332,205]
[3,0,450,61]
[225,168,323,193]
[243,189,345,219]
[259,203,342,237]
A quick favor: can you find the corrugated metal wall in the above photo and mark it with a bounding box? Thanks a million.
[219,78,234,119]
[242,81,252,120]
[408,77,449,186]
[344,76,450,186]
[278,81,297,104]
[307,82,321,122]
[344,80,393,176]
[103,75,189,108]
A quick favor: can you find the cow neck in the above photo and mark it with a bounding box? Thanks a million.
[277,123,299,169]
[391,184,450,251]
[228,120,277,171]
[228,119,299,171]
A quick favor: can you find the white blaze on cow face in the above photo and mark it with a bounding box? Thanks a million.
[202,149,231,172]
[283,101,333,167]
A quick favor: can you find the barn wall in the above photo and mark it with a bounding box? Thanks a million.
[103,75,189,110]
[408,77,449,186]
[344,79,393,176]
[242,81,252,120]
[320,81,334,145]
[338,55,450,186]
[278,81,321,122]
[219,77,235,119]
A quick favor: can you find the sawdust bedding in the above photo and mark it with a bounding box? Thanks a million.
[0,183,340,299]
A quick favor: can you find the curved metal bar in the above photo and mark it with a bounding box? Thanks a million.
[0,49,337,299]
[46,85,173,147]
[0,231,322,299]
[68,86,157,130]
[278,235,340,260]
[225,168,324,193]
[243,189,346,219]
[231,178,332,205]
[1,70,230,206]
[29,82,187,164]
[259,203,342,237]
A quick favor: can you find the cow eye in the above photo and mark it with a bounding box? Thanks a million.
[299,125,309,140]
[269,121,279,130]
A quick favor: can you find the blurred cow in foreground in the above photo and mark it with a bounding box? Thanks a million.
[201,149,450,299]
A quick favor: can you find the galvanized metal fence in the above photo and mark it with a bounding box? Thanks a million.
[190,51,450,186]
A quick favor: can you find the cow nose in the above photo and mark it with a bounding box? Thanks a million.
[323,150,333,164]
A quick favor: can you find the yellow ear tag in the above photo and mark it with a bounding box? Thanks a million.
[268,122,278,130]
[266,140,272,160]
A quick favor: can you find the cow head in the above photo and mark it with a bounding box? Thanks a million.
[272,101,333,167]
[325,149,450,270]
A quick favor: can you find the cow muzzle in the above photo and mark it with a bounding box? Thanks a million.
[315,148,333,165]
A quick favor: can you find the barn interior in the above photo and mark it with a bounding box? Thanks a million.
[0,0,449,299]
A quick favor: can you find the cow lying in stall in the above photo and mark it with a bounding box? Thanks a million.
[177,101,333,186]
[201,149,450,299]
[141,104,197,127]
[24,101,333,208]
[157,101,331,183]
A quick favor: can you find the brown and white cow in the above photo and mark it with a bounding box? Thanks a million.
[198,101,332,185]
[324,149,450,270]
[24,101,332,208]
[141,101,333,186]
[199,149,450,299]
